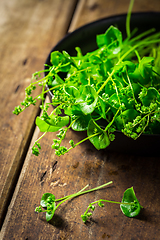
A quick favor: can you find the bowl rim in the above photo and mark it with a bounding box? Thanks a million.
[45,11,160,62]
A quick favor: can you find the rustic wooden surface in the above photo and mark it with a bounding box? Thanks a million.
[0,0,78,228]
[0,0,160,239]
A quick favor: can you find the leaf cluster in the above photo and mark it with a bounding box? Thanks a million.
[13,6,160,156]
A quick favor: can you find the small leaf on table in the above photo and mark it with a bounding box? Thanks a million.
[120,187,142,217]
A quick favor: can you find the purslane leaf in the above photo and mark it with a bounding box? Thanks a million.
[139,57,154,79]
[76,85,98,115]
[120,187,142,217]
[14,7,160,158]
[64,85,80,98]
[46,206,56,222]
[71,114,91,131]
[40,193,55,207]
[36,115,69,133]
[87,119,110,150]
[96,25,122,54]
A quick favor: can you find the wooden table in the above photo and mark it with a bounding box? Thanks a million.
[0,0,160,239]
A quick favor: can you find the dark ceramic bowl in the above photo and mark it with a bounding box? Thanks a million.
[45,12,160,156]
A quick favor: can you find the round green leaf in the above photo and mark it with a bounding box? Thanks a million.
[36,117,60,132]
[96,25,122,54]
[64,86,80,98]
[76,85,98,115]
[87,119,110,150]
[71,114,91,131]
[120,187,142,218]
[50,51,65,66]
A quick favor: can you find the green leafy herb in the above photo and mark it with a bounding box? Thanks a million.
[35,182,142,222]
[81,186,142,223]
[13,0,160,156]
[120,187,142,218]
[35,181,113,221]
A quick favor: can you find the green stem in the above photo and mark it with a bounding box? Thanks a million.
[126,0,134,39]
[33,131,47,148]
[83,199,135,220]
[66,131,100,152]
[97,69,115,95]
[28,75,48,88]
[54,181,113,211]
[56,184,89,202]
[129,28,156,44]
[43,84,63,95]
[105,108,120,131]
[90,199,134,206]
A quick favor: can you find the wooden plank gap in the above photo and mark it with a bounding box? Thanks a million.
[0,102,41,229]
[65,0,80,34]
[68,0,86,33]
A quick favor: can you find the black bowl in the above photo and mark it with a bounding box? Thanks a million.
[45,12,160,156]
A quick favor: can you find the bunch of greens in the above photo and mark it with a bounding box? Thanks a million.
[13,0,160,157]
[35,181,142,222]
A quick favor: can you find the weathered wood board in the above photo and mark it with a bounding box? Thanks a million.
[0,0,78,227]
[1,0,160,239]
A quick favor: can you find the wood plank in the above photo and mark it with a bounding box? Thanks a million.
[69,0,160,31]
[0,0,78,228]
[1,0,160,239]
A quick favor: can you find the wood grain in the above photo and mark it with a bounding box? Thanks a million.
[69,0,160,31]
[1,0,160,239]
[0,0,78,228]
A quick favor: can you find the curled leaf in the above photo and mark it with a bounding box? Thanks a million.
[40,193,56,222]
[46,204,56,222]
[40,193,55,207]
[36,115,69,133]
[96,25,122,54]
[120,187,142,217]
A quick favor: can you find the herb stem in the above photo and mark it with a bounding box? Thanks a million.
[56,184,89,202]
[89,199,134,206]
[66,131,100,152]
[54,181,113,213]
[35,131,47,144]
[126,0,134,38]
[105,109,120,131]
